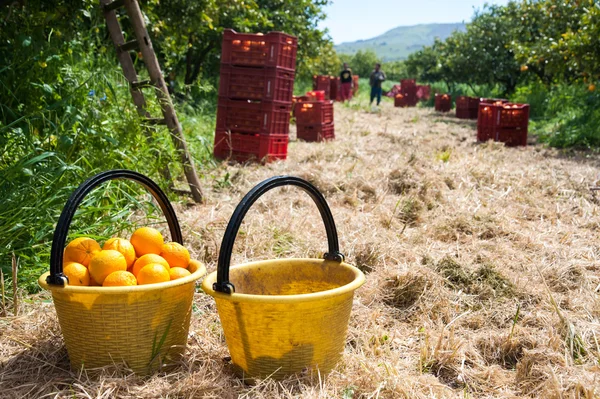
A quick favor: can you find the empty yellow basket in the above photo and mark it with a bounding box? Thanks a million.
[202,176,365,380]
[39,170,206,374]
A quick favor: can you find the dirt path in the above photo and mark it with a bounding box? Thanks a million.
[2,103,600,398]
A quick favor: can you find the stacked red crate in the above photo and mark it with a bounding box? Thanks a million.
[456,96,481,119]
[401,79,418,106]
[315,75,331,100]
[394,94,408,108]
[215,29,297,163]
[435,94,452,112]
[330,76,341,101]
[294,100,335,142]
[477,102,529,146]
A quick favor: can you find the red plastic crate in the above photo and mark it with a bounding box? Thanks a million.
[219,65,295,102]
[291,95,309,117]
[435,94,452,112]
[394,94,408,107]
[305,90,326,102]
[456,108,473,119]
[498,103,530,128]
[417,85,431,100]
[312,75,318,90]
[315,75,331,99]
[401,79,416,89]
[296,123,335,142]
[221,29,297,70]
[477,102,528,146]
[403,86,418,106]
[481,98,508,105]
[216,98,291,135]
[214,130,288,163]
[294,101,334,125]
[456,96,480,119]
[330,77,341,102]
[455,96,470,109]
[495,127,528,147]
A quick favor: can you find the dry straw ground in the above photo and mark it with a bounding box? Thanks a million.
[2,103,600,398]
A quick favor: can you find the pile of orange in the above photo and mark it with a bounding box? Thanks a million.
[62,227,204,287]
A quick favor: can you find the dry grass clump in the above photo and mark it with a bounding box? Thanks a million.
[476,332,537,369]
[431,256,515,300]
[544,264,586,292]
[389,168,419,195]
[382,271,429,310]
[515,349,567,397]
[351,243,382,274]
[434,214,507,242]
[419,328,467,389]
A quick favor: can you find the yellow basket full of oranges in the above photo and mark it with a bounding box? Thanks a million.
[39,170,206,374]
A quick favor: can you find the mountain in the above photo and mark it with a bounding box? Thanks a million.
[334,23,466,62]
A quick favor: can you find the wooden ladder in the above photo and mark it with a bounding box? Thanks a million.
[100,0,203,203]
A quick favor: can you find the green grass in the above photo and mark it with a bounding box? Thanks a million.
[0,52,216,293]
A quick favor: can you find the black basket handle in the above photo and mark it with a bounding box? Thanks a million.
[47,169,182,286]
[214,175,344,294]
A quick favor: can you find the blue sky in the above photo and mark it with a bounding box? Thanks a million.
[320,0,511,44]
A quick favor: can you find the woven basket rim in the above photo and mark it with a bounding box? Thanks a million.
[39,263,207,294]
[202,258,365,304]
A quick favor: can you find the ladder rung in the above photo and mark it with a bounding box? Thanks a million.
[145,117,166,125]
[103,0,125,12]
[118,40,138,53]
[131,80,151,89]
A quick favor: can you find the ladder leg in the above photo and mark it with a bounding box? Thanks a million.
[124,0,203,203]
[101,0,175,191]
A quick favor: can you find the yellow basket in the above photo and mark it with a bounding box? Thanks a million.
[39,170,206,374]
[202,176,365,380]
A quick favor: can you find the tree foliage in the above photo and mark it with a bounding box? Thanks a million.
[405,0,599,94]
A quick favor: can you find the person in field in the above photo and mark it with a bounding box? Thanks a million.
[369,63,386,106]
[340,63,353,101]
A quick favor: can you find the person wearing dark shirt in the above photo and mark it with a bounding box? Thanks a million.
[369,63,386,106]
[340,63,353,101]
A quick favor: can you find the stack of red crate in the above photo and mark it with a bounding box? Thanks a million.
[456,96,481,119]
[315,75,331,100]
[214,29,297,163]
[330,76,342,101]
[401,79,418,106]
[394,94,407,107]
[294,99,335,142]
[435,94,452,112]
[477,101,529,146]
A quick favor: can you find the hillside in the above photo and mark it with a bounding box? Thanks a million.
[335,23,465,61]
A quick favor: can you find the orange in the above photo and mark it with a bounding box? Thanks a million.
[131,253,170,277]
[63,262,90,286]
[589,84,596,92]
[103,271,137,287]
[169,267,191,280]
[137,264,170,285]
[187,259,205,274]
[88,250,127,285]
[130,227,164,257]
[63,237,101,267]
[160,242,190,268]
[103,237,136,268]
